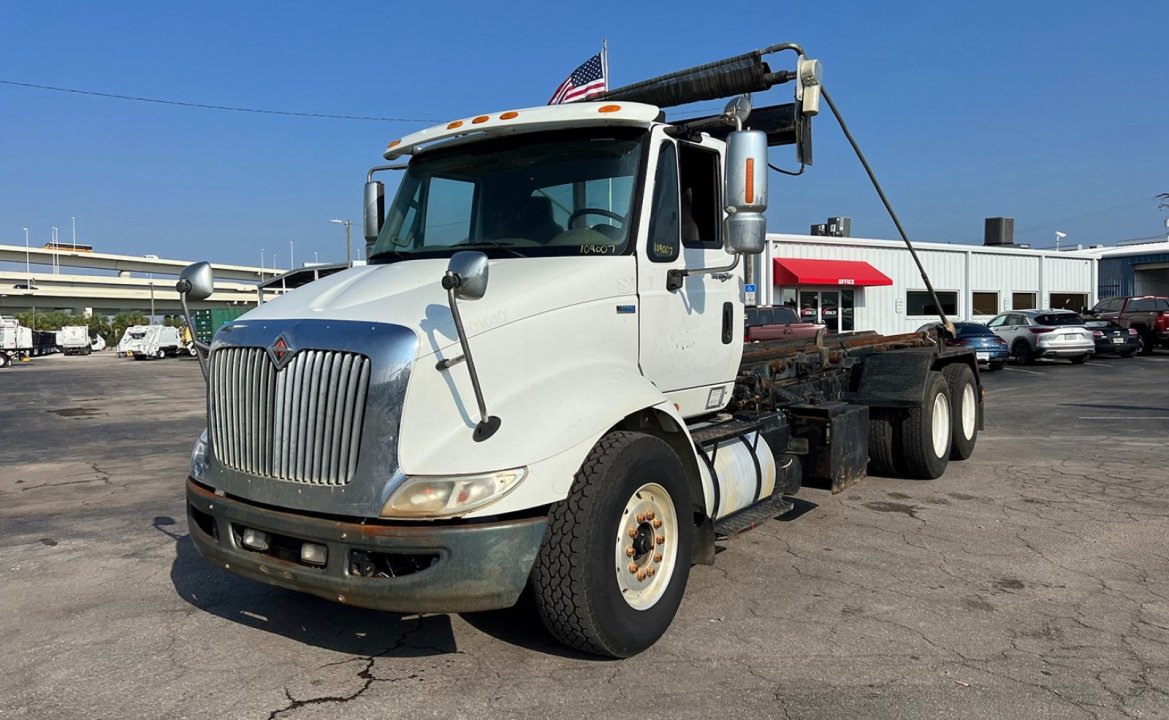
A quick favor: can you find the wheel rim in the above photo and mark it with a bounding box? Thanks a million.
[613,482,678,611]
[931,391,951,458]
[960,383,976,440]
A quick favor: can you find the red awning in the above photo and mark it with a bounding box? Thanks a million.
[773,258,893,287]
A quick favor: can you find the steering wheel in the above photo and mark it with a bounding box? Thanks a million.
[567,208,625,228]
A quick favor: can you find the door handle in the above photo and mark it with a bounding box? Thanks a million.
[721,302,733,344]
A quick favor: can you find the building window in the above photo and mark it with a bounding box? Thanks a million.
[906,290,957,316]
[1050,292,1088,312]
[972,292,999,315]
[1012,292,1036,310]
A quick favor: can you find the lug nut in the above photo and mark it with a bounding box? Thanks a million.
[656,536,665,545]
[646,511,655,521]
[654,552,663,563]
[637,570,647,581]
[652,519,663,529]
[636,512,645,523]
[646,567,656,577]
[628,562,639,574]
[625,547,635,557]
[628,526,638,538]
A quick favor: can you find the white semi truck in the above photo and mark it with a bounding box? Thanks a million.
[56,325,92,355]
[124,325,184,360]
[0,316,33,368]
[178,44,982,657]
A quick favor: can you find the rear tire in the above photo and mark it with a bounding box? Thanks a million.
[155,349,165,360]
[531,431,693,658]
[867,408,903,476]
[899,371,951,479]
[941,364,978,461]
[1011,340,1035,365]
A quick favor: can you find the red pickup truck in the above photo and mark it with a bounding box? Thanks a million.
[1087,296,1169,354]
[745,305,825,342]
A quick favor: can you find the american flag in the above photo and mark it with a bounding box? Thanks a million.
[548,52,607,105]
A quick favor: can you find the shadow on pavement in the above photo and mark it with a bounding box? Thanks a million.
[154,515,457,657]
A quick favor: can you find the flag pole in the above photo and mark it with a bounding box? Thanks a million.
[603,39,613,220]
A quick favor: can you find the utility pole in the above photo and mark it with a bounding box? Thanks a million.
[72,216,76,251]
[23,227,30,285]
[330,219,353,267]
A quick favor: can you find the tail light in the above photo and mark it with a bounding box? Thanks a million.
[1129,328,1139,336]
[1156,313,1169,331]
[1029,327,1053,334]
[1091,330,1103,338]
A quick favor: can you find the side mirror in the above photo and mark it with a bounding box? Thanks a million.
[724,129,768,255]
[441,251,489,301]
[364,180,385,243]
[176,261,214,301]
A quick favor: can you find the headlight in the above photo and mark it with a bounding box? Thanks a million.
[189,429,209,483]
[380,468,527,518]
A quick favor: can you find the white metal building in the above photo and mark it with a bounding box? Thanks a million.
[751,233,1099,336]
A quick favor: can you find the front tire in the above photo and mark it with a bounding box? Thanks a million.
[900,371,952,479]
[531,431,693,658]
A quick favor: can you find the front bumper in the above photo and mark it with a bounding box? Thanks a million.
[187,478,547,613]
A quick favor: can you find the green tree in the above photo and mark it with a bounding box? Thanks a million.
[111,312,149,348]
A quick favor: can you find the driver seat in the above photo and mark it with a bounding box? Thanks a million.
[523,196,563,244]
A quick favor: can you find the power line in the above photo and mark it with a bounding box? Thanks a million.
[0,79,438,123]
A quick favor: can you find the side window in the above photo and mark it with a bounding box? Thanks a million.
[677,142,721,248]
[647,142,680,263]
[987,315,1005,328]
[422,177,475,246]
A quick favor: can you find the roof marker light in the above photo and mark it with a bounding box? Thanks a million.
[499,111,519,120]
[472,115,490,124]
[598,104,621,113]
[447,120,464,129]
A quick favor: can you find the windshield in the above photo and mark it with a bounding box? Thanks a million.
[370,129,645,261]
[1035,313,1085,326]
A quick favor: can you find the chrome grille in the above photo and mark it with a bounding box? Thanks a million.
[210,347,371,485]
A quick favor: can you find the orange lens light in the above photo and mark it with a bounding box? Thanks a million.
[388,139,401,149]
[598,104,621,113]
[472,115,490,124]
[500,111,519,120]
[745,159,755,204]
[447,121,464,129]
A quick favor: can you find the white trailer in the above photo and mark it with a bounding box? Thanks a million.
[1,316,33,369]
[125,325,184,360]
[56,325,92,356]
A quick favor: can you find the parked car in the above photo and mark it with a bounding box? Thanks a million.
[1085,296,1169,355]
[916,321,1009,371]
[986,310,1095,364]
[1084,319,1140,357]
[745,305,824,342]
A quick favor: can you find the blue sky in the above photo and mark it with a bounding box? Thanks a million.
[2,1,1166,269]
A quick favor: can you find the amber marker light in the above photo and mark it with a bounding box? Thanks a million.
[598,104,621,113]
[745,158,755,204]
[472,115,490,124]
[447,121,464,129]
[387,139,401,149]
[499,111,519,120]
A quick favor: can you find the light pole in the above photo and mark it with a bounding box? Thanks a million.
[72,216,76,251]
[1055,231,1067,252]
[22,227,30,285]
[144,254,159,322]
[51,226,59,274]
[289,240,295,269]
[330,218,352,267]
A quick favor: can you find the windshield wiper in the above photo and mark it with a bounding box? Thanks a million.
[369,248,408,261]
[448,240,526,258]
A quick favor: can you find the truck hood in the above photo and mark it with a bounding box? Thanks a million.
[239,256,632,359]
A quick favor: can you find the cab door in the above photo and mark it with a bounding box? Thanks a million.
[635,131,741,418]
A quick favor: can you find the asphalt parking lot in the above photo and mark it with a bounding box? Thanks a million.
[2,350,1168,720]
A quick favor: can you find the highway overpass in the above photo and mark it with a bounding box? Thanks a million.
[0,244,283,316]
